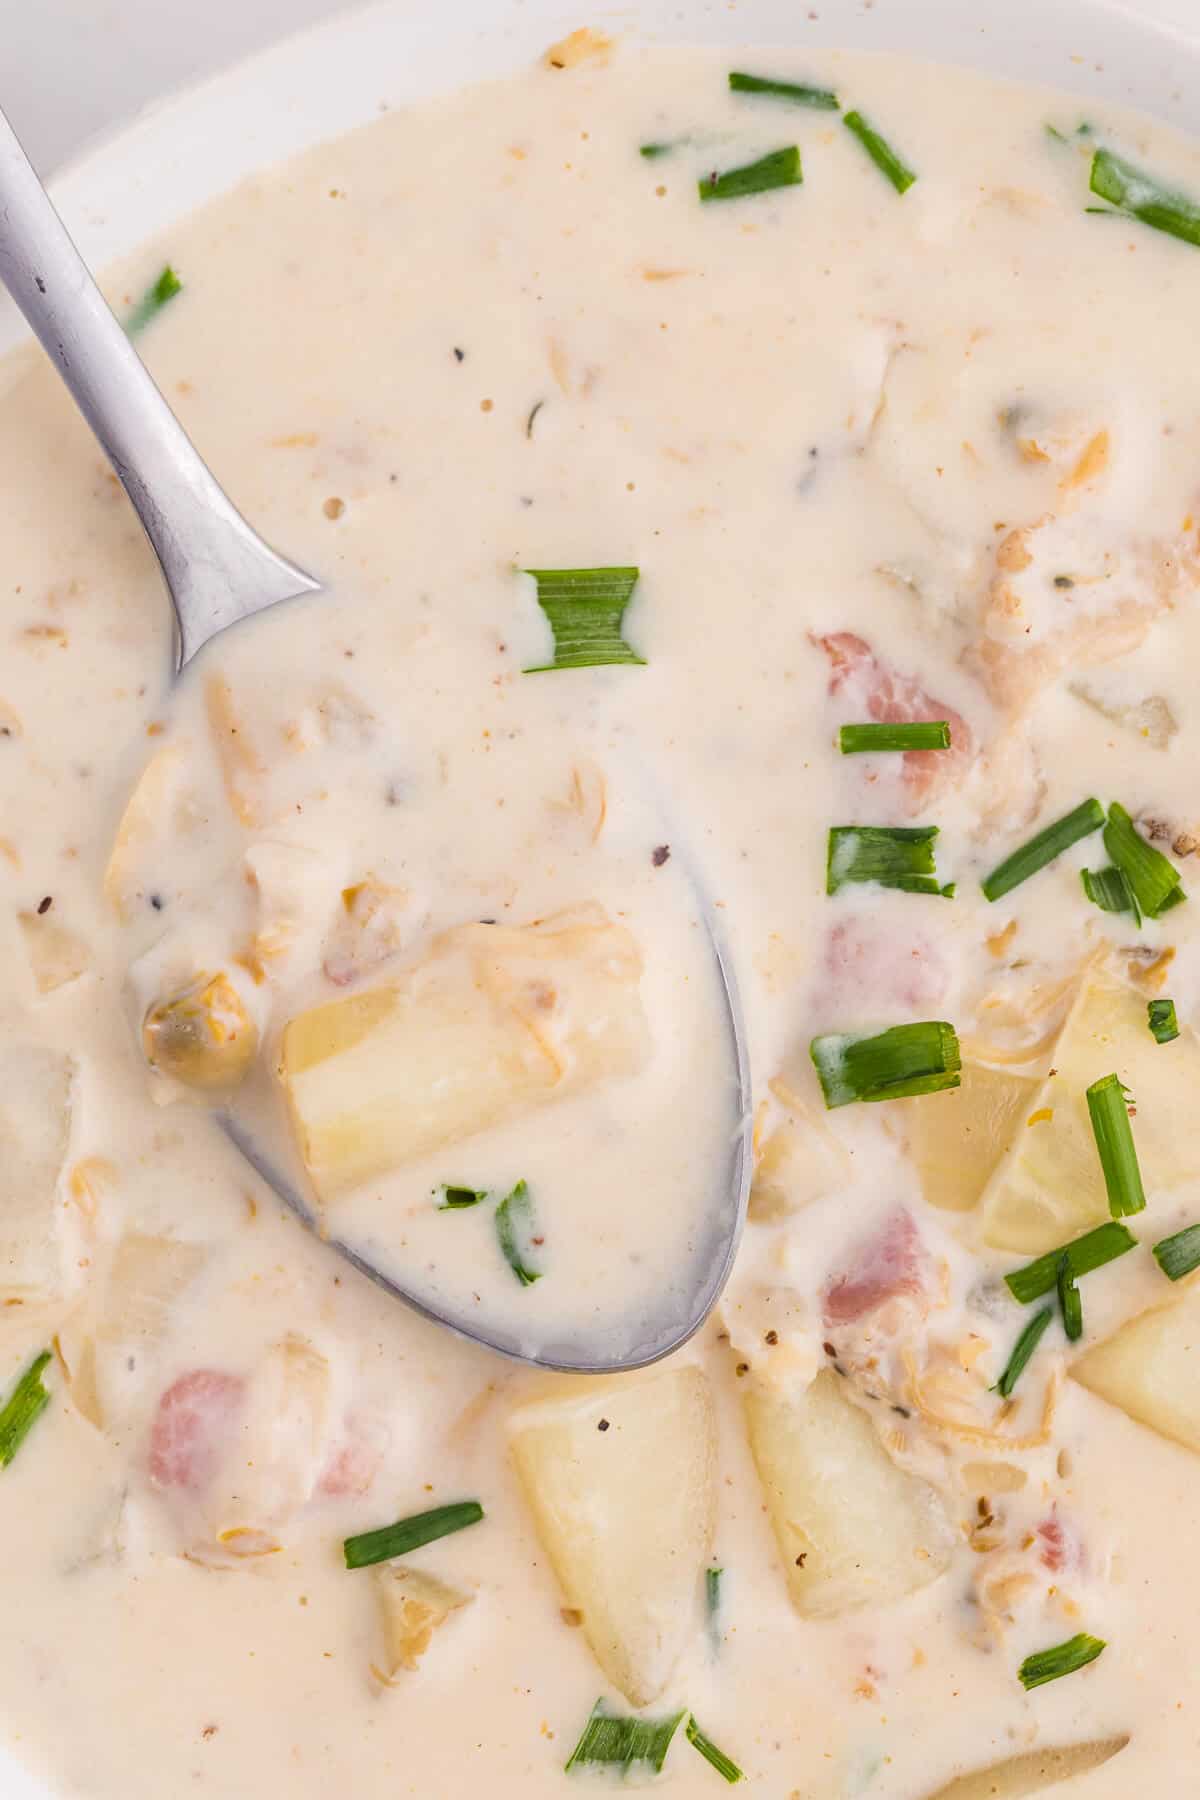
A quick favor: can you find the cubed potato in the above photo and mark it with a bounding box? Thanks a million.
[18,909,90,994]
[63,1233,208,1428]
[509,1365,715,1706]
[750,1096,850,1222]
[371,1565,473,1681]
[921,1736,1128,1798]
[1071,1292,1200,1453]
[906,1061,1038,1213]
[103,744,188,921]
[210,1334,332,1551]
[744,1369,954,1619]
[282,906,649,1202]
[981,968,1200,1253]
[245,837,343,976]
[0,1046,81,1308]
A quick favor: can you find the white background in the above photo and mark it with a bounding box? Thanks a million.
[7,0,1200,176]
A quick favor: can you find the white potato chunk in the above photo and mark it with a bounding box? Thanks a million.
[18,909,90,994]
[371,1565,473,1681]
[744,1369,954,1619]
[921,1736,1128,1799]
[63,1234,208,1429]
[103,744,188,921]
[0,1046,81,1308]
[244,836,345,977]
[1071,1291,1200,1453]
[981,967,1200,1252]
[509,1365,715,1706]
[210,1334,332,1552]
[282,905,649,1202]
[905,1061,1038,1213]
[750,1094,850,1222]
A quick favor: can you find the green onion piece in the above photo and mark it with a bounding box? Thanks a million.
[842,110,917,194]
[706,1565,723,1620]
[810,1021,961,1109]
[1080,864,1141,925]
[1087,1073,1146,1218]
[1004,1221,1138,1304]
[994,1307,1053,1398]
[565,1701,686,1774]
[343,1500,483,1570]
[0,1350,53,1468]
[1148,998,1180,1045]
[126,264,183,336]
[1018,1633,1106,1691]
[495,1179,542,1286]
[699,147,802,203]
[981,797,1105,902]
[686,1717,744,1784]
[728,70,839,109]
[839,720,950,754]
[1152,1222,1200,1282]
[640,141,674,158]
[1103,802,1185,920]
[1056,1256,1083,1342]
[1045,120,1093,145]
[1090,147,1200,248]
[826,825,952,897]
[522,567,645,673]
[436,1184,489,1210]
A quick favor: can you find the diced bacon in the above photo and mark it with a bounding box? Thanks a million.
[822,916,948,1016]
[1036,1510,1081,1574]
[814,631,973,811]
[149,1370,246,1493]
[823,1209,927,1328]
[319,1418,386,1498]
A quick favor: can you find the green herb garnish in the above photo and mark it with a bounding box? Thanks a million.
[495,1179,542,1286]
[1103,802,1185,920]
[706,1565,723,1620]
[826,825,952,897]
[1080,864,1140,924]
[1148,998,1180,1045]
[810,1021,961,1109]
[699,147,802,203]
[686,1717,744,1784]
[436,1184,489,1210]
[728,71,839,109]
[0,1350,52,1468]
[640,141,676,158]
[1087,1073,1146,1218]
[565,1701,686,1775]
[1153,1222,1200,1282]
[981,797,1105,902]
[1056,1256,1083,1342]
[1018,1633,1106,1691]
[342,1499,484,1570]
[838,720,950,754]
[1004,1221,1138,1304]
[1090,147,1200,248]
[126,264,183,337]
[523,567,644,672]
[994,1307,1053,1398]
[842,110,916,193]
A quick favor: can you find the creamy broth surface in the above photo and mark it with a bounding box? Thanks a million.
[5,33,1200,1798]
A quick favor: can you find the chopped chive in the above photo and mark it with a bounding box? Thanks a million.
[826,825,953,897]
[1087,1073,1146,1218]
[993,1307,1053,1398]
[342,1499,484,1570]
[706,1565,723,1620]
[495,1179,542,1286]
[640,141,675,158]
[1090,147,1200,248]
[1056,1256,1083,1342]
[1045,120,1093,145]
[699,147,802,203]
[436,1184,489,1210]
[1103,802,1185,920]
[981,797,1105,902]
[565,1701,686,1774]
[522,568,644,672]
[1080,864,1141,925]
[1018,1632,1106,1691]
[842,110,917,194]
[1148,998,1180,1045]
[0,1350,52,1468]
[1004,1221,1138,1304]
[686,1717,744,1784]
[810,1020,961,1109]
[1152,1222,1200,1282]
[125,264,183,337]
[728,70,839,109]
[839,720,950,754]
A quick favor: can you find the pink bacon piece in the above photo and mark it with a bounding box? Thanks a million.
[823,1208,928,1328]
[815,631,972,811]
[823,915,948,1016]
[149,1369,246,1493]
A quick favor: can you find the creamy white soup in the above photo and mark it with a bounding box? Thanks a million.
[5,30,1200,1798]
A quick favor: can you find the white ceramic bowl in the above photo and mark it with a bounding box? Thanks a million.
[2,0,1198,1789]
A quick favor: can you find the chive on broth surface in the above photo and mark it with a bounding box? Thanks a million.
[4,29,1200,1798]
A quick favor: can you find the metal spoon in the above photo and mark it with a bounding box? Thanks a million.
[0,105,752,1371]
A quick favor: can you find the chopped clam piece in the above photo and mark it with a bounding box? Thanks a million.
[371,1565,473,1680]
[245,837,343,975]
[1072,1291,1200,1453]
[1070,680,1177,749]
[18,909,90,994]
[103,744,188,921]
[63,1234,207,1429]
[509,1366,716,1706]
[213,1335,332,1547]
[744,1368,954,1619]
[142,972,260,1091]
[0,1047,81,1308]
[920,1736,1129,1798]
[281,906,649,1202]
[906,1061,1038,1212]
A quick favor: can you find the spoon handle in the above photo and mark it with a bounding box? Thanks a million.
[0,106,317,671]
